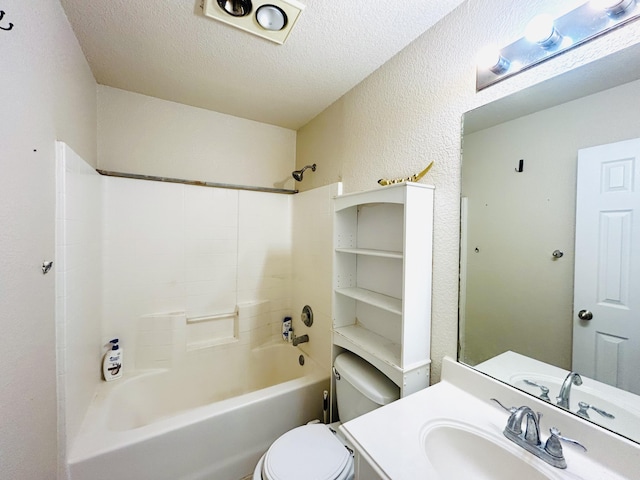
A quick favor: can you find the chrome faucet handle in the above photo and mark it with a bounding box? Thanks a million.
[577,401,590,418]
[544,427,587,458]
[590,404,615,419]
[490,398,516,413]
[544,427,587,466]
[577,401,615,419]
[523,379,551,401]
[490,399,542,420]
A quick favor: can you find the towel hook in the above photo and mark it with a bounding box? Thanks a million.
[0,11,14,31]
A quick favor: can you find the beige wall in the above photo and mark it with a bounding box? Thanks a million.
[462,78,640,368]
[0,2,96,479]
[296,0,640,382]
[97,86,297,189]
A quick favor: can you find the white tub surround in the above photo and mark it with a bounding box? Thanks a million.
[69,343,329,480]
[341,358,640,479]
[102,177,294,372]
[55,142,103,473]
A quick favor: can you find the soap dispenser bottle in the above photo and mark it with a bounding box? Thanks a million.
[102,338,123,381]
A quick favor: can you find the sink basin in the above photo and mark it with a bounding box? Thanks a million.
[423,423,554,480]
[339,358,638,480]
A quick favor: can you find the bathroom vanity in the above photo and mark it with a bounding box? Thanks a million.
[340,358,639,479]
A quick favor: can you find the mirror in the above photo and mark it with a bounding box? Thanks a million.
[459,42,640,444]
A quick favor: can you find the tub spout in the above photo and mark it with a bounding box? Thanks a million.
[292,334,309,346]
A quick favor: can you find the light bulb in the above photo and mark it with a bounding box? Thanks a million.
[525,14,558,45]
[256,5,287,31]
[525,14,561,47]
[592,0,636,15]
[477,45,510,73]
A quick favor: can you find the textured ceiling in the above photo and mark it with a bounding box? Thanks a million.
[60,0,466,129]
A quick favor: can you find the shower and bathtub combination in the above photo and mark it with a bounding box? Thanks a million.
[57,143,336,479]
[68,339,328,479]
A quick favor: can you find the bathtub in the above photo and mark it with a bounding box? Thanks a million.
[68,343,329,480]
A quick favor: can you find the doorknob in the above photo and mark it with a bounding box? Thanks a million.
[578,310,593,321]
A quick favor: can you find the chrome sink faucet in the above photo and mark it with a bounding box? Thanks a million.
[505,405,541,446]
[557,372,583,409]
[491,398,587,469]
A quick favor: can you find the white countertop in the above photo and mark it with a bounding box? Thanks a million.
[339,358,640,479]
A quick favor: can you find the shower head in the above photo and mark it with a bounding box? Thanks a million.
[292,164,316,181]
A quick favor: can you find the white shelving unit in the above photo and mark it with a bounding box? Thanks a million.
[332,182,434,397]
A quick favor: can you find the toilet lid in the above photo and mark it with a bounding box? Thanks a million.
[263,424,352,480]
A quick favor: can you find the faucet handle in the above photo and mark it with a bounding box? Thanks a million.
[544,427,587,461]
[490,398,517,413]
[490,399,541,422]
[523,379,551,401]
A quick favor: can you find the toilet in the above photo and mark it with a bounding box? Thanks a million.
[253,352,400,480]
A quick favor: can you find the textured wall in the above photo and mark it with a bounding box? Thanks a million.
[0,2,96,479]
[296,0,640,382]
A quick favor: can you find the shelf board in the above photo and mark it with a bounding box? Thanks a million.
[333,325,402,384]
[335,247,403,259]
[335,287,402,315]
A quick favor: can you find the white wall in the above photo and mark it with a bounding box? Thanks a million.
[55,143,103,473]
[296,0,640,382]
[97,86,297,190]
[462,77,640,368]
[0,2,96,479]
[291,184,341,370]
[102,178,293,369]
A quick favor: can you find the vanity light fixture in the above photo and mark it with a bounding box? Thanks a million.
[476,0,640,90]
[202,0,304,44]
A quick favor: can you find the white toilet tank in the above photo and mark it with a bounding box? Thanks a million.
[334,352,400,423]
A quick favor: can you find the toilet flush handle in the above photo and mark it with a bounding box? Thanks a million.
[332,366,340,380]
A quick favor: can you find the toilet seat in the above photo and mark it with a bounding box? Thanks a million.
[260,424,353,480]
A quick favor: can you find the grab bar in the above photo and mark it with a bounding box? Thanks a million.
[186,311,237,324]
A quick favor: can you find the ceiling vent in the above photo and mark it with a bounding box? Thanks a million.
[203,0,305,45]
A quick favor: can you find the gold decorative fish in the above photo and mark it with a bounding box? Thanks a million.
[378,161,434,186]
